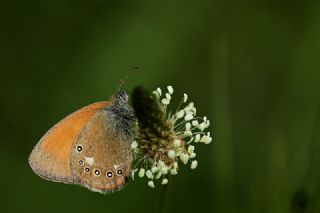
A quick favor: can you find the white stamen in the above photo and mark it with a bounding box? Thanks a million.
[185,122,191,131]
[183,93,188,102]
[160,166,169,175]
[180,153,189,164]
[157,87,162,96]
[183,131,192,137]
[151,166,159,173]
[194,134,201,142]
[192,120,199,127]
[167,86,174,94]
[188,145,195,154]
[173,139,181,148]
[165,93,171,100]
[146,170,154,179]
[161,178,168,185]
[184,113,193,121]
[189,152,196,158]
[170,169,178,175]
[138,168,145,177]
[176,110,185,119]
[167,150,176,159]
[191,160,198,169]
[162,98,170,105]
[148,180,155,188]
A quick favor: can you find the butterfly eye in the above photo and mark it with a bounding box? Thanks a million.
[117,169,123,176]
[78,159,84,165]
[106,171,113,179]
[76,145,83,152]
[94,169,101,176]
[84,167,90,172]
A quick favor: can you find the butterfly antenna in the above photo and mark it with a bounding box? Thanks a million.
[117,66,139,91]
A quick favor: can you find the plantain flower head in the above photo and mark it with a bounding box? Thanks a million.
[131,85,212,188]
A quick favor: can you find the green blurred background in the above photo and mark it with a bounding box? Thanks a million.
[1,0,320,212]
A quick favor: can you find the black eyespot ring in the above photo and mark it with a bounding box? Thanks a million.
[76,145,82,152]
[106,171,113,179]
[78,160,84,165]
[84,167,90,172]
[94,169,101,176]
[117,169,123,175]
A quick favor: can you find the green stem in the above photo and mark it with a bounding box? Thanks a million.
[157,177,171,213]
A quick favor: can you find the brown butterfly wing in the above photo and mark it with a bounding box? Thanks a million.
[29,102,109,183]
[70,110,132,193]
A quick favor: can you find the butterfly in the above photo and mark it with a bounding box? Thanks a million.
[28,90,136,193]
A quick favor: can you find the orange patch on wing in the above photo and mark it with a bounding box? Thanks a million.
[30,101,109,181]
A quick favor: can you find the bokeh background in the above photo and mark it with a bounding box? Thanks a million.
[1,0,320,212]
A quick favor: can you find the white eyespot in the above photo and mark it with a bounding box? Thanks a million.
[116,169,123,176]
[106,171,113,179]
[78,159,84,165]
[84,167,90,173]
[76,145,83,152]
[94,169,101,176]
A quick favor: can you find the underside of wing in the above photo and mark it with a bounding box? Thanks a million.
[70,110,133,193]
[28,101,109,183]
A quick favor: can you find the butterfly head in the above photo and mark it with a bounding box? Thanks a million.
[106,90,136,137]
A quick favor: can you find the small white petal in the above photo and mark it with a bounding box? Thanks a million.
[194,134,201,142]
[167,86,174,94]
[138,168,145,177]
[173,139,181,147]
[131,141,138,149]
[148,180,155,188]
[191,160,198,169]
[188,145,195,154]
[157,87,162,96]
[183,93,188,102]
[146,170,154,179]
[180,153,189,164]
